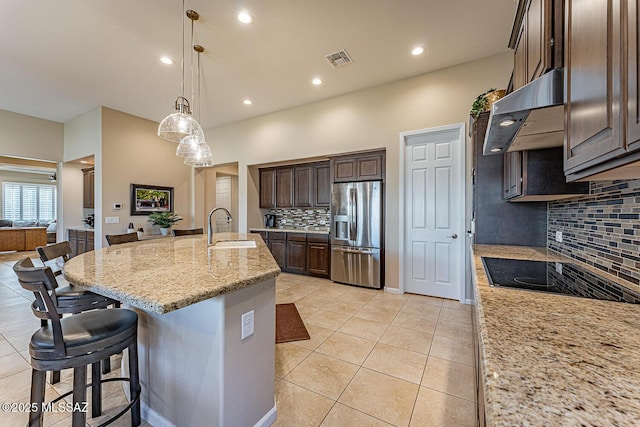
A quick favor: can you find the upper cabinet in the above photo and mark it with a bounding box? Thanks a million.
[564,0,640,180]
[331,151,385,183]
[82,168,94,209]
[260,161,331,209]
[510,0,559,91]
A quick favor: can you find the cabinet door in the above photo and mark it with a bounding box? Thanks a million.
[276,167,294,208]
[526,0,553,82]
[314,162,331,207]
[294,165,314,208]
[503,151,522,199]
[513,24,527,91]
[269,240,287,269]
[259,168,276,208]
[332,158,357,182]
[82,169,94,209]
[86,231,94,252]
[286,240,307,273]
[628,0,640,151]
[307,242,330,277]
[356,153,384,180]
[565,0,624,173]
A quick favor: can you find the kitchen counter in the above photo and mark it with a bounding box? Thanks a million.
[249,226,330,235]
[473,244,640,425]
[63,232,279,426]
[66,225,93,231]
[64,232,280,314]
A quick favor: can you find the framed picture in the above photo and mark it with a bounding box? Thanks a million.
[130,184,174,216]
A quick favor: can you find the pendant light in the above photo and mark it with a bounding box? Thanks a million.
[157,5,204,143]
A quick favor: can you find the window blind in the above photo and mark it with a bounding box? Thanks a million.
[2,182,57,222]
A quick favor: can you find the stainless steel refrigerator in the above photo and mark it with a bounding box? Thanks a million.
[331,181,383,288]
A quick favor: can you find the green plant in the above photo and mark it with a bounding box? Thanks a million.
[148,212,182,228]
[470,88,497,120]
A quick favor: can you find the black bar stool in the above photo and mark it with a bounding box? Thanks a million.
[13,257,141,427]
[172,228,204,236]
[36,241,119,383]
[105,233,139,246]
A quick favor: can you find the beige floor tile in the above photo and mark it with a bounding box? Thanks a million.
[272,380,334,427]
[338,317,387,341]
[429,335,474,366]
[1,317,41,338]
[339,288,378,304]
[275,343,312,378]
[0,352,30,379]
[441,299,472,312]
[354,305,399,324]
[310,285,348,300]
[287,283,321,294]
[379,326,433,354]
[365,296,407,311]
[434,319,473,341]
[391,311,437,334]
[320,402,393,427]
[439,307,473,324]
[290,324,334,351]
[401,301,442,318]
[422,356,475,402]
[4,331,34,353]
[295,294,335,309]
[86,390,136,427]
[406,294,444,307]
[316,332,376,365]
[0,295,31,308]
[304,309,350,331]
[410,386,475,427]
[0,369,60,405]
[338,368,419,427]
[0,339,16,358]
[323,299,366,316]
[363,343,427,384]
[285,353,359,399]
[294,305,320,321]
[275,289,307,304]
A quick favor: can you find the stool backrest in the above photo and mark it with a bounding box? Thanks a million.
[13,258,66,356]
[106,233,139,246]
[36,241,72,276]
[172,228,204,236]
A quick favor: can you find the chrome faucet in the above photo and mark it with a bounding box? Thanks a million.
[208,207,232,244]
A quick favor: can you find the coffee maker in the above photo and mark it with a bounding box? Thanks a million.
[264,214,276,228]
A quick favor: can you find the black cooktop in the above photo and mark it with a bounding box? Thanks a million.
[482,257,640,304]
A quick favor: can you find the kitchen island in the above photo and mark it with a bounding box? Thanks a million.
[64,232,281,427]
[472,245,640,426]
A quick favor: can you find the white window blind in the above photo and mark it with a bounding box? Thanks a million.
[2,182,57,222]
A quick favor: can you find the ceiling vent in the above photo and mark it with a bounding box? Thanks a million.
[324,49,353,68]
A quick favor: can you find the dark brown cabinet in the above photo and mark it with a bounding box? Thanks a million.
[268,232,287,269]
[307,234,330,278]
[504,148,588,201]
[68,229,94,258]
[82,168,95,209]
[313,162,331,207]
[294,165,314,208]
[286,233,307,273]
[259,169,276,208]
[276,168,294,208]
[331,151,385,183]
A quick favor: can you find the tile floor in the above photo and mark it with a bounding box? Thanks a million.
[0,252,476,427]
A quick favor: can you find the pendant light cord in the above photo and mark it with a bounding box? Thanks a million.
[181,0,185,99]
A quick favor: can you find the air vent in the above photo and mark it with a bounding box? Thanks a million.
[324,49,352,68]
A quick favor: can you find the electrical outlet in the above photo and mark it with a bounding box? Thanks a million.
[105,216,120,224]
[241,310,254,340]
[555,231,563,243]
[555,262,563,275]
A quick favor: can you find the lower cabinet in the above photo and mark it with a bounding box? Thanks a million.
[251,230,330,278]
[68,229,94,258]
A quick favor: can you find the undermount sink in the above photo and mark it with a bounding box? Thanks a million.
[210,240,257,249]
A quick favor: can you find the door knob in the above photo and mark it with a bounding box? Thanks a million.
[448,234,458,239]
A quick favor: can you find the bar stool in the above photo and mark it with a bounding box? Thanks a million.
[13,257,141,427]
[105,233,139,246]
[36,241,118,383]
[172,228,204,236]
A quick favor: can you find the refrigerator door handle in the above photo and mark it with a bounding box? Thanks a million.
[349,187,357,244]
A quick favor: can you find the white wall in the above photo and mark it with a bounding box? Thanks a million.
[203,52,513,292]
[61,163,85,230]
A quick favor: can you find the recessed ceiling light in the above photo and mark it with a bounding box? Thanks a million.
[243,99,252,105]
[160,56,173,65]
[411,46,426,56]
[490,147,502,153]
[500,119,516,127]
[312,78,322,86]
[237,11,253,24]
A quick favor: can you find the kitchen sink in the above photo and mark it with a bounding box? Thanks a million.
[210,240,257,249]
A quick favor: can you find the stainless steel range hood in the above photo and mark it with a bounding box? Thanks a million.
[482,69,564,155]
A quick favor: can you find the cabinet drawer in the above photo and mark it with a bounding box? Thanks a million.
[287,232,307,242]
[268,231,286,241]
[307,233,329,243]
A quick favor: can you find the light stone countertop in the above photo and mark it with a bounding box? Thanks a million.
[472,244,640,426]
[63,232,280,314]
[249,227,330,235]
[66,226,94,231]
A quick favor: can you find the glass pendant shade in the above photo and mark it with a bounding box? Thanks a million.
[176,134,204,157]
[184,141,214,167]
[157,97,204,142]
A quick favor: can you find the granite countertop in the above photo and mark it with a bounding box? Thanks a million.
[472,244,640,426]
[63,232,280,314]
[66,225,94,231]
[249,227,330,235]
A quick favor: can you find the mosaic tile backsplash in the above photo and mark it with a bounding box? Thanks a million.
[548,179,640,286]
[267,208,330,229]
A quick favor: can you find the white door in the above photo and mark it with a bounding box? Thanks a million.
[215,176,232,233]
[403,125,464,300]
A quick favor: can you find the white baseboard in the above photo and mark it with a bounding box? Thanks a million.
[465,298,475,305]
[254,404,277,427]
[384,287,404,294]
[141,402,176,427]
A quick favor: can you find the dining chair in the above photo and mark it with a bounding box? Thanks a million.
[106,232,139,246]
[172,228,204,236]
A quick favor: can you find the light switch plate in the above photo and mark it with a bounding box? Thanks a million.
[105,216,120,224]
[113,203,122,210]
[555,231,563,243]
[241,310,254,340]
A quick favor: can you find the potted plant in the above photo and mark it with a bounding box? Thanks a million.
[148,212,182,236]
[470,88,506,120]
